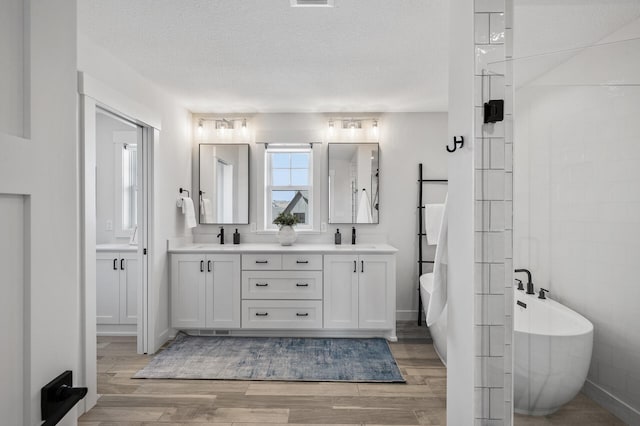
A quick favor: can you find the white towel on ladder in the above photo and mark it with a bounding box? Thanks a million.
[424,203,445,245]
[356,189,373,223]
[426,194,448,326]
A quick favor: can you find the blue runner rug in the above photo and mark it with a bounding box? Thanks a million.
[134,333,405,382]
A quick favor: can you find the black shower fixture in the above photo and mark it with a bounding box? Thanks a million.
[484,99,504,123]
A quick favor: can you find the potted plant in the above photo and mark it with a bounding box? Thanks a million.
[273,212,299,246]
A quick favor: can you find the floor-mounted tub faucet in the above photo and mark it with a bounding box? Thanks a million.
[515,269,534,295]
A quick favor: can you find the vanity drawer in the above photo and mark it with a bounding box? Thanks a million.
[282,254,323,270]
[241,300,322,329]
[242,271,322,300]
[242,254,282,270]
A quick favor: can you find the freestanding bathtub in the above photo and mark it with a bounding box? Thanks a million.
[421,275,593,415]
[514,288,594,416]
[420,273,447,365]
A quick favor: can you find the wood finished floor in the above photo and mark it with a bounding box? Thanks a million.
[81,322,622,425]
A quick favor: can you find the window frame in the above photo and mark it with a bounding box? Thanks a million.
[257,143,321,233]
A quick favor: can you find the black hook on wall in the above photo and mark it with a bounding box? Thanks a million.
[446,136,464,153]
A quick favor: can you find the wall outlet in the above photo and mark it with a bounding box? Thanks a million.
[321,222,327,232]
[106,220,113,231]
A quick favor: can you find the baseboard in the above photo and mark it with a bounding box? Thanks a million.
[582,379,640,425]
[396,310,419,321]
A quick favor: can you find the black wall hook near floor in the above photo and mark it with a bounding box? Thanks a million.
[446,136,464,153]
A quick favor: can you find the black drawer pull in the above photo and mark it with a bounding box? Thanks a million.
[296,283,309,287]
[113,258,118,270]
[296,260,309,264]
[200,260,204,272]
[207,260,212,272]
[296,312,309,317]
[353,260,357,273]
[121,258,125,270]
[361,260,364,273]
[255,283,269,287]
[255,312,269,317]
[255,260,269,264]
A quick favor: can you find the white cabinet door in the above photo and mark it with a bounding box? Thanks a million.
[119,252,138,324]
[171,254,206,328]
[359,255,395,329]
[205,254,241,328]
[323,254,359,329]
[96,252,120,324]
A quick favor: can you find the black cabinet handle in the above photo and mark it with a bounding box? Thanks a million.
[255,283,269,287]
[120,258,125,270]
[353,260,357,273]
[255,312,269,317]
[207,260,212,272]
[200,260,204,272]
[296,260,309,264]
[296,283,309,287]
[113,259,118,270]
[361,260,364,273]
[255,260,268,264]
[296,312,309,317]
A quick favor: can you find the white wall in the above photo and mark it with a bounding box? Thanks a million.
[192,112,448,319]
[78,35,193,352]
[514,19,640,423]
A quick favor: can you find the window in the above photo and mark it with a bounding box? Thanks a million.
[265,146,313,230]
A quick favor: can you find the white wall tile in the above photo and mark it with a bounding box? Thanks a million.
[475,0,505,13]
[476,45,506,75]
[489,201,505,231]
[489,13,505,44]
[490,326,505,356]
[490,139,505,169]
[475,13,490,44]
[490,263,505,294]
[489,388,505,418]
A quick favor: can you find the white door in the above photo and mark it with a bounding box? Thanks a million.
[0,1,83,423]
[358,255,394,329]
[171,254,206,328]
[205,254,241,328]
[323,255,359,329]
[96,252,120,324]
[120,252,138,324]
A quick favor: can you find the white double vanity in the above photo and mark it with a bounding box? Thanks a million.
[169,243,398,341]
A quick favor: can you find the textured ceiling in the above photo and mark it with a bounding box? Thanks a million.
[78,0,640,113]
[78,0,449,113]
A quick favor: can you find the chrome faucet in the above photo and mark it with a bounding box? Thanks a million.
[514,269,534,295]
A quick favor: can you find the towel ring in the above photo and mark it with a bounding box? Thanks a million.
[179,187,190,197]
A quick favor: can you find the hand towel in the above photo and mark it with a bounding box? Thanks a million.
[356,189,373,223]
[424,203,445,245]
[200,198,214,223]
[426,194,448,327]
[181,197,197,229]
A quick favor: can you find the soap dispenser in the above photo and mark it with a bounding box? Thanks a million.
[233,228,240,245]
[334,229,341,245]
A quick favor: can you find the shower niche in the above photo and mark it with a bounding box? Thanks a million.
[328,143,379,224]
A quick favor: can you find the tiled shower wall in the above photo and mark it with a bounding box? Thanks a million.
[473,0,514,424]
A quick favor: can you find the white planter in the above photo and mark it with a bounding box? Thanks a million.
[277,225,297,246]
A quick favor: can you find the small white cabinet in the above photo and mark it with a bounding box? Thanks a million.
[171,254,241,329]
[324,254,395,330]
[96,251,138,325]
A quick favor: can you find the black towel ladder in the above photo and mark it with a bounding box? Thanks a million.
[417,163,448,325]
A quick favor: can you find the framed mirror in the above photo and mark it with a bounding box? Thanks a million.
[199,144,250,224]
[328,143,379,224]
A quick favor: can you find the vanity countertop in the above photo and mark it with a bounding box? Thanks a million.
[96,243,138,252]
[168,243,398,254]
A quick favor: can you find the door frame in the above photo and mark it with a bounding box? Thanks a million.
[78,71,160,412]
